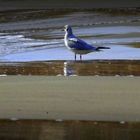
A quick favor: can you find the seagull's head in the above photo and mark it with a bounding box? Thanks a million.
[64,25,73,35]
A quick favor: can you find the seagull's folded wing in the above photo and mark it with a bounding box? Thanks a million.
[68,37,96,50]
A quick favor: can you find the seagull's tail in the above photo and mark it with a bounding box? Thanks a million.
[96,46,110,51]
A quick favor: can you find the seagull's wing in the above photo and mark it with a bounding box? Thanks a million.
[68,37,96,50]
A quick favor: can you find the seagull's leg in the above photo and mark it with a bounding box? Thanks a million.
[75,53,76,61]
[80,54,82,61]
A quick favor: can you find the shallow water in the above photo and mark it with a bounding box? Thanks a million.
[0,10,140,62]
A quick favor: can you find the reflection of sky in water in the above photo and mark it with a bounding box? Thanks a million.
[0,25,140,62]
[1,45,140,62]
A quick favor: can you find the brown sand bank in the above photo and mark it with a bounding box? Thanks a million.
[0,60,140,76]
[0,120,140,140]
[0,76,140,121]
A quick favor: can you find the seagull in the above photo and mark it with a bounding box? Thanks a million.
[64,25,110,60]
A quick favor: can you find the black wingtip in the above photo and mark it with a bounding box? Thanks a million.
[96,46,110,50]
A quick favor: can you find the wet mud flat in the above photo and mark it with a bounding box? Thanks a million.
[0,8,140,23]
[0,60,140,76]
[0,8,140,32]
[0,120,140,140]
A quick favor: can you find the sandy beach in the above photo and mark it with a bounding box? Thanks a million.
[0,76,140,121]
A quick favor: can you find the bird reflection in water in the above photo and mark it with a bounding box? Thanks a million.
[63,62,76,76]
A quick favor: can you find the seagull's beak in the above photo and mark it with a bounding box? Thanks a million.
[62,29,67,32]
[61,28,65,32]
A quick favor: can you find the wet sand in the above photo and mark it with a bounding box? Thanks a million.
[0,76,140,121]
[0,60,140,76]
[0,120,140,140]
